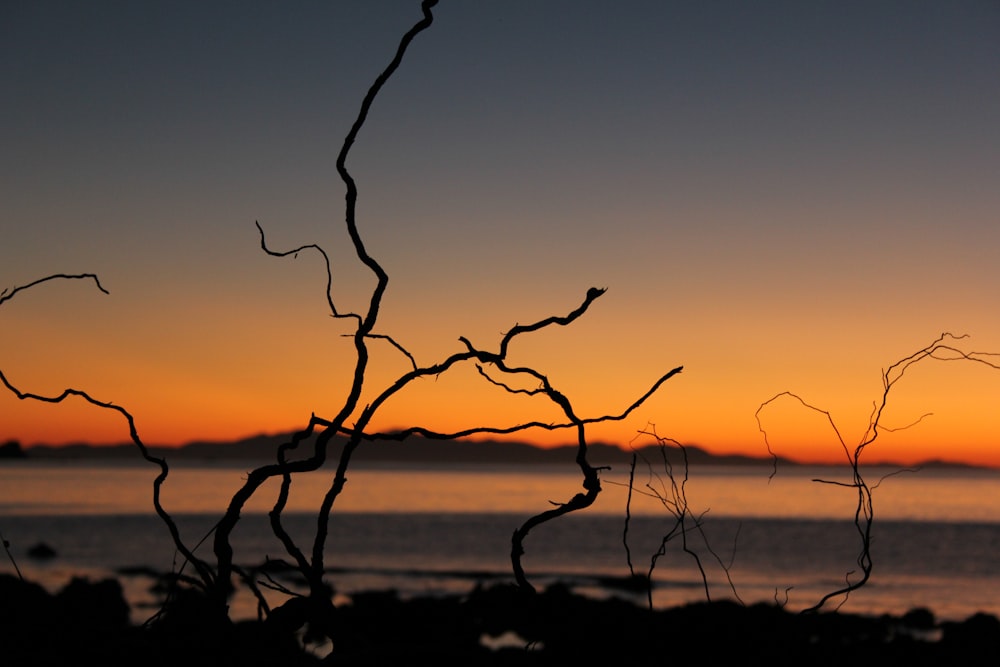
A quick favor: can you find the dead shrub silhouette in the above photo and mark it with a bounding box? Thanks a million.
[755,333,1000,613]
[4,5,998,659]
[620,334,999,615]
[0,0,681,644]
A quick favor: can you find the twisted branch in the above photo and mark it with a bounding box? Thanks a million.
[0,274,213,592]
[756,332,1000,613]
[1,273,108,306]
[210,0,441,611]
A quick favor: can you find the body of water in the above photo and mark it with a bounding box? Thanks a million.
[1,459,998,623]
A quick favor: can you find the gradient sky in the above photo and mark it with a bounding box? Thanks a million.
[2,1,999,466]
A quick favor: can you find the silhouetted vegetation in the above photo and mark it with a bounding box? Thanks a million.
[3,573,999,666]
[622,335,1000,613]
[757,333,1000,612]
[1,0,682,650]
[2,2,998,663]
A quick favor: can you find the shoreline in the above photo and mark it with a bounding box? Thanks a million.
[5,508,999,624]
[10,434,996,471]
[2,572,998,665]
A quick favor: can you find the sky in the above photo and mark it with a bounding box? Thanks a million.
[2,1,999,466]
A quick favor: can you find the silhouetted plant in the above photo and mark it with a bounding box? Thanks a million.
[756,332,1000,613]
[9,4,996,653]
[620,426,741,609]
[1,275,219,596]
[619,334,999,616]
[1,530,23,581]
[0,0,683,643]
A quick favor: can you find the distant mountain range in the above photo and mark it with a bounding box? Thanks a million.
[11,432,784,468]
[6,433,985,470]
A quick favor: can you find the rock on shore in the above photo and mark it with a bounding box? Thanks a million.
[1,574,998,666]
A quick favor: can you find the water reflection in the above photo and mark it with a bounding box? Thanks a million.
[1,461,998,522]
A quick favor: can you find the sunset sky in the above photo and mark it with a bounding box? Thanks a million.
[2,1,999,466]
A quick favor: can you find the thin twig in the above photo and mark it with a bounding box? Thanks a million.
[1,531,23,581]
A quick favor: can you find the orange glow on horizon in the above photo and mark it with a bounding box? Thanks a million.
[6,383,999,469]
[3,315,999,469]
[4,310,999,469]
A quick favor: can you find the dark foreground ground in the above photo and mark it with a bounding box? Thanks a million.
[2,573,998,666]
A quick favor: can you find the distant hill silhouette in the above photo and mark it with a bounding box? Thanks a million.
[0,440,26,459]
[20,432,790,468]
[18,433,987,470]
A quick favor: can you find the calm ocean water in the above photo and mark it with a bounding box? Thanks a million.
[2,460,998,623]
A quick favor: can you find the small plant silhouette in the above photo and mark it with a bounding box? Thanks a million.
[3,3,998,655]
[0,0,681,641]
[755,333,1000,612]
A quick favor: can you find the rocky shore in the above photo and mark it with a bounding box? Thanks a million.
[2,573,998,666]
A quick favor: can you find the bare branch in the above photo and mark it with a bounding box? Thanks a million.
[306,289,682,592]
[0,369,215,590]
[757,332,1000,613]
[211,0,442,612]
[255,220,359,323]
[755,391,851,479]
[0,272,214,597]
[0,273,109,307]
[618,426,742,608]
[1,530,24,581]
[476,364,545,396]
[336,0,439,298]
[497,286,606,359]
[359,364,684,443]
[359,333,418,371]
[623,453,638,577]
[4,1,683,641]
